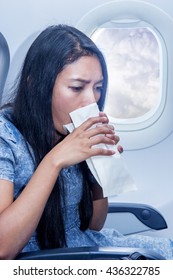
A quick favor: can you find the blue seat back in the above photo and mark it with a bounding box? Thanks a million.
[0,32,10,104]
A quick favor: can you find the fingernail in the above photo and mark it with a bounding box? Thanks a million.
[118,146,123,153]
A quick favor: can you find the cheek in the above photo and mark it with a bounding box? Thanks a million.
[52,87,81,125]
[52,96,73,125]
[95,92,101,103]
[58,96,74,115]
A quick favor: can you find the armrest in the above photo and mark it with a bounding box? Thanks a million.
[16,246,165,260]
[108,202,167,230]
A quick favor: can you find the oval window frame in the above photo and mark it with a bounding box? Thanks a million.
[76,0,173,150]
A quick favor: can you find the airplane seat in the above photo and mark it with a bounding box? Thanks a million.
[15,203,167,260]
[0,32,10,105]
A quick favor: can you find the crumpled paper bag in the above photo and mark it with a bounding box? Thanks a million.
[63,103,137,197]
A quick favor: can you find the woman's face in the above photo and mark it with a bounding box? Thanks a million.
[52,55,103,134]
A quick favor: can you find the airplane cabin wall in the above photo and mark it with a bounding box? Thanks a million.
[0,0,173,58]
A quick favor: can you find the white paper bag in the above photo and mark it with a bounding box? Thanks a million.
[64,103,137,197]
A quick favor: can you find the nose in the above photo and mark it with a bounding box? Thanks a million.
[80,90,100,108]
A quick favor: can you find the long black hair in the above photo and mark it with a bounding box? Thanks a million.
[10,24,108,249]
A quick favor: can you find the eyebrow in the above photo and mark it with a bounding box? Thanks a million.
[69,78,104,84]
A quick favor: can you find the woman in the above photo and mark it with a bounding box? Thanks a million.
[0,24,172,259]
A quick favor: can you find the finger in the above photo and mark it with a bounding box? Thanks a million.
[105,133,119,142]
[90,146,115,156]
[86,124,115,138]
[96,123,114,130]
[99,111,109,123]
[89,134,116,147]
[79,115,109,131]
[99,111,105,116]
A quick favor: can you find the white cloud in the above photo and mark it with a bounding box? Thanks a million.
[92,27,160,119]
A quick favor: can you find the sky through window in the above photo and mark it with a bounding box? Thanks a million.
[92,27,160,119]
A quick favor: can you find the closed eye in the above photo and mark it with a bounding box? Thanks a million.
[69,86,83,92]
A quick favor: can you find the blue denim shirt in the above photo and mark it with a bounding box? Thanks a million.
[0,109,173,259]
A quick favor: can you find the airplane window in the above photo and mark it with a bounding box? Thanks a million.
[77,0,173,149]
[91,27,160,120]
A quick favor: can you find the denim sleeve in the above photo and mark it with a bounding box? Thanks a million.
[0,137,15,182]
